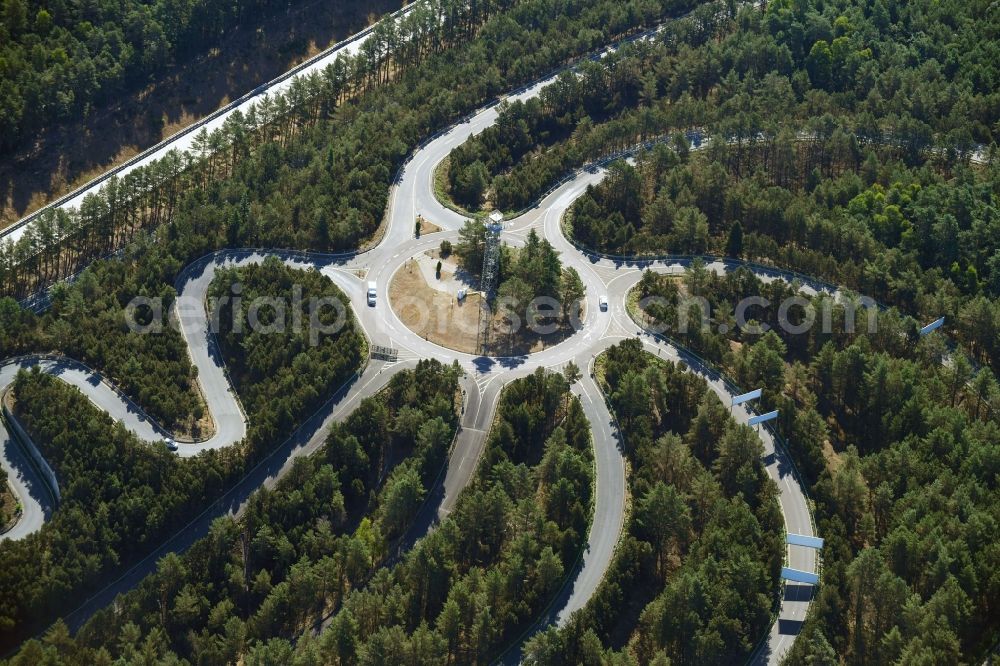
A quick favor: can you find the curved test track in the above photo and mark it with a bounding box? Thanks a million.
[0,31,822,666]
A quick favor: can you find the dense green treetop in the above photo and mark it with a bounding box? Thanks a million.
[0,260,366,650]
[635,270,1000,662]
[525,340,782,665]
[0,0,354,151]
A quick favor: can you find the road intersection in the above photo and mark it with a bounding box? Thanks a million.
[0,47,821,666]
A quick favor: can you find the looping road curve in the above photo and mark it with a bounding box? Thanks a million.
[0,43,824,666]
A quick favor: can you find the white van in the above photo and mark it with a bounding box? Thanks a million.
[367,281,377,306]
[599,295,608,311]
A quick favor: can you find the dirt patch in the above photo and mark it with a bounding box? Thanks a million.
[821,438,843,473]
[159,108,205,143]
[0,0,397,229]
[391,257,583,356]
[391,259,483,354]
[486,310,581,357]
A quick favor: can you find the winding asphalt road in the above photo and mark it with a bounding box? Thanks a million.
[0,31,821,666]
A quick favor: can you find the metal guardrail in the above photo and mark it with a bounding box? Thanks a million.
[1,387,61,505]
[625,305,819,536]
[564,234,857,305]
[2,2,421,242]
[9,358,373,657]
[12,20,678,309]
[385,21,675,206]
[11,14,673,307]
[170,245,379,421]
[2,351,177,438]
[631,308,822,666]
[488,376,601,666]
[494,133,683,220]
[557,346,801,666]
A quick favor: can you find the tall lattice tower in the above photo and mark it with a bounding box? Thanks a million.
[478,212,504,354]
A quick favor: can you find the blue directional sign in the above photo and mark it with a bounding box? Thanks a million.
[731,388,762,406]
[748,410,778,426]
[919,316,945,336]
[786,533,824,549]
[781,567,820,585]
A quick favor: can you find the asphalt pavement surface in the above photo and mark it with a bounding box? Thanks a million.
[0,30,820,665]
